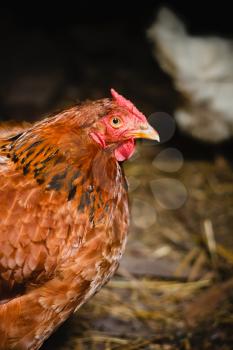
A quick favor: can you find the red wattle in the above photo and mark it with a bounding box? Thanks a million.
[114,138,135,161]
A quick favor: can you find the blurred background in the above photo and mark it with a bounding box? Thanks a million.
[0,2,232,349]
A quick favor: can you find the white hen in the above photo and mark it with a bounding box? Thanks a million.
[148,8,233,143]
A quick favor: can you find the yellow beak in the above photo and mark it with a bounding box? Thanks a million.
[127,123,160,142]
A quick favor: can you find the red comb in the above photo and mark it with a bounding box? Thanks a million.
[110,88,147,122]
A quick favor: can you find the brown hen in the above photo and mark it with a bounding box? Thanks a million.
[0,89,159,350]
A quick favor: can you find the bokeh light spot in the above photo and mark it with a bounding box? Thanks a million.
[127,176,141,193]
[152,147,183,172]
[147,112,176,144]
[150,178,188,210]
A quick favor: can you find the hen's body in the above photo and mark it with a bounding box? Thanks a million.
[0,101,129,349]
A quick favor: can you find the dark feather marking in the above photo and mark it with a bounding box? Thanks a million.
[48,180,62,191]
[37,178,45,185]
[14,141,26,151]
[23,160,32,175]
[15,145,46,164]
[48,170,68,191]
[7,132,24,142]
[12,153,19,163]
[54,155,66,165]
[33,146,46,159]
[78,193,86,212]
[43,146,52,157]
[67,170,82,201]
[25,140,44,152]
[105,203,109,213]
[34,165,46,178]
[23,167,29,175]
[42,150,59,164]
[68,185,77,201]
[78,191,91,212]
[26,149,35,158]
[15,149,25,158]
[11,139,42,159]
[98,190,104,205]
[85,191,91,207]
[53,170,67,181]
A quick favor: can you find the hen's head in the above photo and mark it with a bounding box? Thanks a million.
[1,90,159,174]
[90,89,159,161]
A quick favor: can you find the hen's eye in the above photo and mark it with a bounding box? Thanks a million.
[110,117,122,128]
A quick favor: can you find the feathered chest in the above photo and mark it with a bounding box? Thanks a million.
[0,136,129,293]
[53,155,129,267]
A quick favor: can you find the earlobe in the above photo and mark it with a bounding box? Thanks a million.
[90,132,106,148]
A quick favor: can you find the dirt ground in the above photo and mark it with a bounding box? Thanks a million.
[0,6,232,350]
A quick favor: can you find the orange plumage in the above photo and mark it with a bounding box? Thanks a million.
[0,90,159,349]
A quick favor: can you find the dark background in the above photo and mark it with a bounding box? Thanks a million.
[0,2,232,116]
